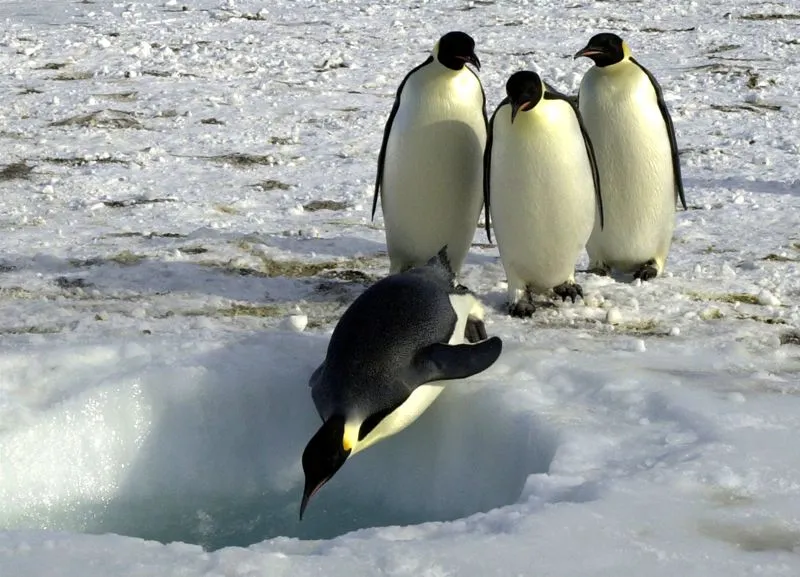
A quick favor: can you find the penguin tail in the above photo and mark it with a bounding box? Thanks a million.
[427,245,455,279]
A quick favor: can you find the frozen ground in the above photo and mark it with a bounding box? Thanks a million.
[1,0,799,575]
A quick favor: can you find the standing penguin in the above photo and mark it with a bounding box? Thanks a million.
[484,71,603,317]
[575,33,686,280]
[372,31,487,275]
[299,248,502,519]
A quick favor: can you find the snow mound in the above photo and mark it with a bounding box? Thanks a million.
[0,333,557,549]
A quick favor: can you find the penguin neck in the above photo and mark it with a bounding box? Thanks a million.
[432,55,464,76]
[345,384,447,456]
[596,56,630,71]
[431,43,467,72]
[342,419,360,453]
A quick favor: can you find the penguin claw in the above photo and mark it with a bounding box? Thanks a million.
[633,262,659,282]
[553,282,584,304]
[465,317,488,343]
[509,300,536,318]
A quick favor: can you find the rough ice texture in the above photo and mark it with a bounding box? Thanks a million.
[1,0,800,575]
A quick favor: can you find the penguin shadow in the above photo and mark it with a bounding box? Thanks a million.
[69,331,559,549]
[0,231,388,307]
[575,268,643,284]
[684,176,799,197]
[480,284,567,318]
[244,233,387,259]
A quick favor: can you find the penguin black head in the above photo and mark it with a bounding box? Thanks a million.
[436,31,480,71]
[300,415,351,520]
[574,33,629,67]
[505,71,544,123]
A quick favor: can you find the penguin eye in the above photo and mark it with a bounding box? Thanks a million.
[358,405,398,441]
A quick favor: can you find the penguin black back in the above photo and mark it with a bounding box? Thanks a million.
[312,253,460,418]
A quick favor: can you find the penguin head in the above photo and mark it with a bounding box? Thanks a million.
[300,415,351,520]
[574,33,630,67]
[505,71,544,123]
[435,31,480,71]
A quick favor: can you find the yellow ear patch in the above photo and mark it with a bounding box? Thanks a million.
[342,421,358,452]
[622,41,632,59]
[432,40,440,57]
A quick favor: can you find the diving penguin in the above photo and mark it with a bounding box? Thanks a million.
[575,32,686,281]
[372,31,488,275]
[484,71,603,317]
[299,247,502,519]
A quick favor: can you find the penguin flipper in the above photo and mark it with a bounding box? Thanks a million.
[412,336,503,384]
[373,56,435,221]
[577,110,604,229]
[483,100,506,244]
[630,57,686,211]
[309,361,325,387]
[544,87,604,230]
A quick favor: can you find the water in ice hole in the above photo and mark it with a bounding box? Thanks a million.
[0,335,559,549]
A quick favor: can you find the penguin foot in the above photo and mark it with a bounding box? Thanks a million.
[509,300,536,318]
[633,260,659,282]
[465,317,488,343]
[553,282,584,304]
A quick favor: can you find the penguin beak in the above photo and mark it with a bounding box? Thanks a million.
[299,475,331,521]
[299,451,350,520]
[574,45,603,60]
[464,52,481,71]
[299,417,351,521]
[510,100,532,123]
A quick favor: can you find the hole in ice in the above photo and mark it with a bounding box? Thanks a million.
[0,334,558,550]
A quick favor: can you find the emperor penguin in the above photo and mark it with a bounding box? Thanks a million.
[484,71,603,317]
[299,247,502,519]
[575,32,686,281]
[372,31,488,275]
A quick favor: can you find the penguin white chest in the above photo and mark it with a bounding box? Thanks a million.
[347,291,484,455]
[490,101,597,291]
[381,64,487,273]
[579,63,677,270]
[349,384,445,456]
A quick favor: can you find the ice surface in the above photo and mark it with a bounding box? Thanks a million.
[1,0,800,575]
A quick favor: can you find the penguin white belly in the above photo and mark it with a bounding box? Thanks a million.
[382,65,487,274]
[490,102,596,293]
[351,383,445,456]
[350,292,482,456]
[580,67,676,272]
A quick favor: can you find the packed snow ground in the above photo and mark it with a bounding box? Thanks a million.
[1,0,799,575]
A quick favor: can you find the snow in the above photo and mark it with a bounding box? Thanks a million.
[1,0,799,575]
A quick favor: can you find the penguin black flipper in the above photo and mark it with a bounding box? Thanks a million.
[412,336,503,384]
[309,362,325,388]
[483,99,507,243]
[543,87,604,229]
[372,56,435,221]
[629,57,686,211]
